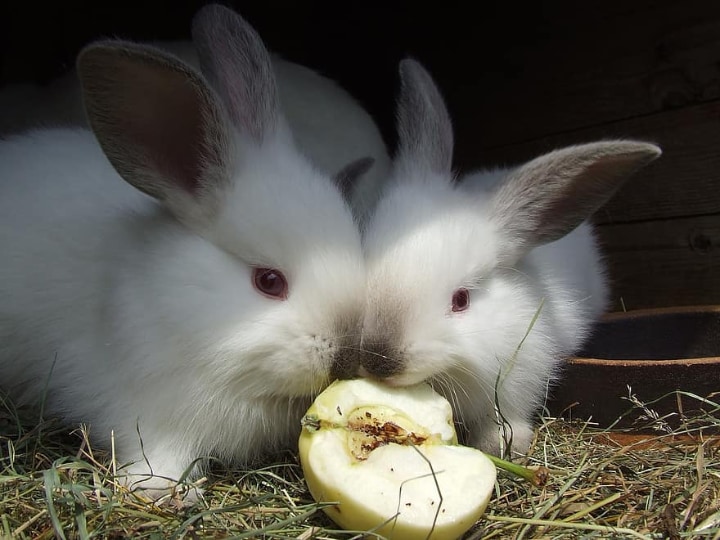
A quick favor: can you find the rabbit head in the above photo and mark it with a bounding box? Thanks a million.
[76,6,368,402]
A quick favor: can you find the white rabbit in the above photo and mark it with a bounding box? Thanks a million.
[358,59,661,457]
[0,5,368,498]
[0,24,390,221]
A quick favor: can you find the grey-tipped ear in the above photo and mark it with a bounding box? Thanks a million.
[395,59,454,175]
[191,4,278,141]
[77,41,230,206]
[490,140,662,262]
[333,156,376,204]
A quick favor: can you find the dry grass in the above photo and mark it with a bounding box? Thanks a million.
[1,390,719,539]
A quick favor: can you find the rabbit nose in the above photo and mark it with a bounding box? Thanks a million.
[359,341,404,379]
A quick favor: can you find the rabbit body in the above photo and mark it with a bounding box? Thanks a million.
[0,5,367,494]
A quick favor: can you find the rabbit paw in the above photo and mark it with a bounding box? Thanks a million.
[472,418,536,459]
[120,473,205,508]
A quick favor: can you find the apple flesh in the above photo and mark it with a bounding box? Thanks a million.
[299,378,496,540]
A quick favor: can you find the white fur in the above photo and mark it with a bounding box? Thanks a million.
[359,60,660,457]
[0,7,368,497]
[362,165,628,457]
[361,167,575,454]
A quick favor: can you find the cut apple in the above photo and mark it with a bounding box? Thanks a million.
[298,378,497,540]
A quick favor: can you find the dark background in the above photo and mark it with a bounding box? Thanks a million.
[0,2,570,157]
[3,0,720,309]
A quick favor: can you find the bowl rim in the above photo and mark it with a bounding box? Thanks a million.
[570,304,720,364]
[600,304,720,320]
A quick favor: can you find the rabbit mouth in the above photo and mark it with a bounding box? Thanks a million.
[329,350,361,381]
[356,366,426,389]
[356,339,445,388]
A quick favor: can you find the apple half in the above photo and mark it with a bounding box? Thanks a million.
[298,378,496,540]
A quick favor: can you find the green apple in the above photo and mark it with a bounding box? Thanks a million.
[299,378,497,540]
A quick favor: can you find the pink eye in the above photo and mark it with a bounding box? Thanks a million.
[451,288,470,312]
[253,267,288,300]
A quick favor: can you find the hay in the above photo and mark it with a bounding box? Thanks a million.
[1,390,718,539]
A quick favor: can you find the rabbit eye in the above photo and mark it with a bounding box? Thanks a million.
[253,267,288,300]
[451,288,470,313]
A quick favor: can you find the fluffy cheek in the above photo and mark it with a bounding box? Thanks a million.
[204,319,337,399]
[461,278,541,354]
[394,288,526,390]
[375,280,537,390]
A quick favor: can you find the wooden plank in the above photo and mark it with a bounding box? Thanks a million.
[460,99,720,224]
[597,214,720,309]
[446,0,720,150]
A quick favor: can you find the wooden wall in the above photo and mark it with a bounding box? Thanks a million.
[3,0,718,311]
[450,1,720,311]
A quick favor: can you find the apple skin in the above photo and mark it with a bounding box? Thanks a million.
[299,378,497,540]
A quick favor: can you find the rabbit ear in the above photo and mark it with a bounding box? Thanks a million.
[333,156,376,203]
[395,59,454,175]
[77,41,231,214]
[489,140,662,263]
[191,4,279,141]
